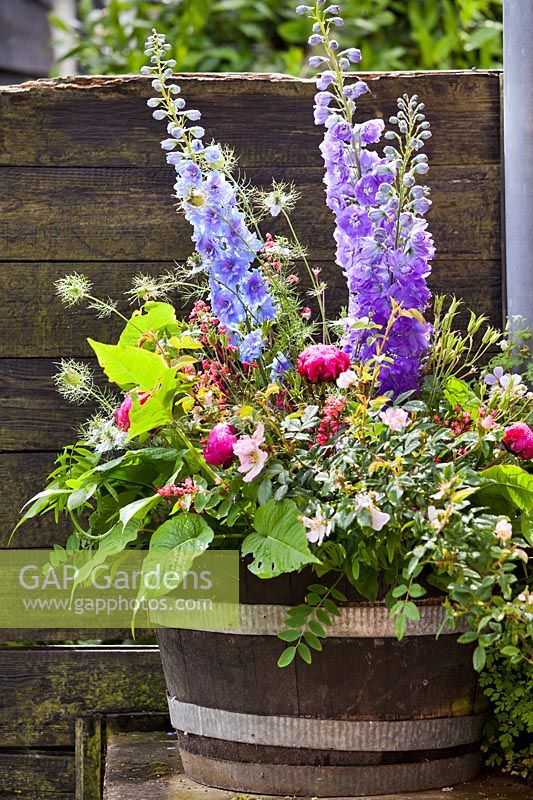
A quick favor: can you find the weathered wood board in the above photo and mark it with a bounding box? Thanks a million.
[0,646,166,747]
[0,71,504,799]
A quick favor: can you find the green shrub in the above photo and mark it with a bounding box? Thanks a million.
[480,652,533,779]
[51,0,503,76]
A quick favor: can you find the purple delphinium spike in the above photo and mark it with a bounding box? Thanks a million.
[303,3,434,396]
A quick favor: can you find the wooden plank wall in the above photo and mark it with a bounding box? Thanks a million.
[0,72,503,798]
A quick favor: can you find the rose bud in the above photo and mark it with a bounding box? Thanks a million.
[502,422,533,460]
[203,423,238,468]
[297,344,351,383]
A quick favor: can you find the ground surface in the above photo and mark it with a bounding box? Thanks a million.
[104,731,532,800]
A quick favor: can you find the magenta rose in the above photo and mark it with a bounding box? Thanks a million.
[203,423,238,468]
[297,344,351,384]
[114,390,150,432]
[502,422,533,460]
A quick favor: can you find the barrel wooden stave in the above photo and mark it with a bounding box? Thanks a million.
[159,629,486,719]
[156,574,486,796]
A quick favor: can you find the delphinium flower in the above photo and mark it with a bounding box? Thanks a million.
[300,2,434,396]
[142,31,277,360]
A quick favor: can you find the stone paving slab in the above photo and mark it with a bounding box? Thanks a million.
[104,731,532,800]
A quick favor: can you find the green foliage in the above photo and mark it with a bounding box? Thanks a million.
[88,338,170,390]
[477,465,533,515]
[277,581,346,666]
[137,513,214,603]
[479,652,533,778]
[51,0,503,76]
[242,499,319,578]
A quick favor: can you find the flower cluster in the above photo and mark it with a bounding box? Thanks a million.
[143,31,276,358]
[300,2,433,395]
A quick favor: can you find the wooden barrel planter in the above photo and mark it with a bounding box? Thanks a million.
[156,571,487,796]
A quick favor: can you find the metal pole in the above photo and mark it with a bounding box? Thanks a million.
[503,0,533,334]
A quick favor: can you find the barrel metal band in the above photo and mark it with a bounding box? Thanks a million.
[192,602,461,637]
[168,697,485,752]
[180,750,482,796]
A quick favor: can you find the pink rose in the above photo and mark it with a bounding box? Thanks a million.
[502,422,533,459]
[297,344,350,384]
[114,390,150,432]
[203,423,238,468]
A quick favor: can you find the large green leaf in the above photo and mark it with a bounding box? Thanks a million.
[118,302,179,348]
[88,339,169,391]
[242,499,320,579]
[475,465,533,515]
[137,513,214,601]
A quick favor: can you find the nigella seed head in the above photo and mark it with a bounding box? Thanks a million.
[127,272,178,304]
[80,414,128,454]
[54,360,94,404]
[55,272,93,307]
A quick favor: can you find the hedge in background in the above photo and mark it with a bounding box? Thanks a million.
[51,0,503,75]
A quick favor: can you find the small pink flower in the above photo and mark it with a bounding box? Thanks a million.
[480,414,496,431]
[114,390,150,431]
[301,507,330,546]
[495,519,512,542]
[301,307,312,320]
[380,406,409,431]
[502,422,533,459]
[203,423,238,468]
[354,492,390,532]
[233,422,268,483]
[336,369,357,389]
[297,344,350,384]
